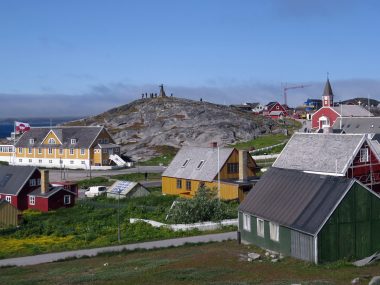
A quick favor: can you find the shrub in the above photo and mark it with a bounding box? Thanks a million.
[168,187,234,224]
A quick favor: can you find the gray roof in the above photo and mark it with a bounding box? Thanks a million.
[239,167,355,235]
[15,126,106,148]
[162,146,235,182]
[0,166,38,195]
[273,133,366,175]
[332,105,373,117]
[332,117,380,134]
[107,180,149,196]
[27,186,73,198]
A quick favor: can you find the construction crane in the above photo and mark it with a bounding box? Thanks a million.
[283,84,311,106]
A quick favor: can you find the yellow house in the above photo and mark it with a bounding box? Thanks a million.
[11,126,125,169]
[162,146,259,201]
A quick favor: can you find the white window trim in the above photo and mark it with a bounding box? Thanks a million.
[269,222,279,242]
[29,195,35,205]
[80,148,85,155]
[257,218,265,237]
[70,148,74,155]
[360,148,369,163]
[48,138,56,144]
[5,195,11,203]
[64,195,71,205]
[243,213,251,232]
[71,139,77,144]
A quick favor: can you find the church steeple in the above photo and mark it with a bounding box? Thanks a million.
[322,78,334,107]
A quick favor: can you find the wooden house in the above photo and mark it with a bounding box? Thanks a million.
[264,102,288,118]
[162,147,259,201]
[0,200,21,228]
[311,79,373,130]
[0,166,75,212]
[273,133,380,193]
[11,126,124,169]
[239,167,380,263]
[107,180,150,199]
[0,166,41,210]
[27,170,75,212]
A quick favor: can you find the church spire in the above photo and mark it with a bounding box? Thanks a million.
[322,78,334,107]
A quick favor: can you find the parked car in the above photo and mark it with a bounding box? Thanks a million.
[84,186,107,198]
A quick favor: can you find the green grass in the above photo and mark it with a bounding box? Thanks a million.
[1,241,379,285]
[110,172,162,181]
[139,145,178,166]
[0,188,238,259]
[232,134,288,150]
[77,177,113,188]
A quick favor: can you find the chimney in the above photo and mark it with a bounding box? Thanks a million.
[239,150,248,181]
[41,170,50,194]
[210,142,218,148]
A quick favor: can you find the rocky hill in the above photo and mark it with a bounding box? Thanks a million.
[66,97,279,160]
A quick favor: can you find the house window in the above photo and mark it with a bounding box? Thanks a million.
[48,148,53,154]
[243,213,251,232]
[182,159,190,168]
[196,160,205,169]
[115,148,119,153]
[70,160,74,164]
[81,161,85,164]
[29,179,36,186]
[28,147,32,154]
[39,159,42,163]
[29,139,34,144]
[29,196,35,205]
[37,179,41,185]
[48,138,56,144]
[19,159,22,162]
[176,179,182,189]
[38,148,42,154]
[71,139,77,144]
[59,149,63,155]
[257,218,265,237]
[360,148,369,163]
[64,195,71,205]
[103,160,108,164]
[80,149,85,155]
[102,149,108,154]
[29,159,32,163]
[70,148,74,155]
[276,105,279,110]
[104,138,109,144]
[186,180,191,190]
[269,222,279,242]
[227,163,239,174]
[5,196,11,203]
[18,147,23,154]
[49,160,52,163]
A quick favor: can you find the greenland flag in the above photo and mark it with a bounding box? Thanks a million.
[15,121,31,133]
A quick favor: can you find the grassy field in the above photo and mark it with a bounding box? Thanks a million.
[77,173,162,189]
[232,133,288,150]
[1,241,379,285]
[0,188,237,259]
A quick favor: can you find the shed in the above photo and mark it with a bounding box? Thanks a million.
[0,200,21,228]
[238,167,380,263]
[107,180,150,199]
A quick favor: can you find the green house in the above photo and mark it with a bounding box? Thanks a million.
[238,167,380,263]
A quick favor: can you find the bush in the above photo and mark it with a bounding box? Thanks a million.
[168,188,234,224]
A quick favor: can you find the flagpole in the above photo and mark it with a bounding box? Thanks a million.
[13,121,16,165]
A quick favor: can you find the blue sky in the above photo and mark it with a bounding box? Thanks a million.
[0,0,379,117]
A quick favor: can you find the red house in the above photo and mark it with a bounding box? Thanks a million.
[264,102,288,118]
[0,166,75,212]
[273,133,380,193]
[311,79,373,130]
[0,166,41,210]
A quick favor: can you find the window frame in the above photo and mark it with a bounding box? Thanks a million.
[48,138,56,144]
[64,195,71,205]
[48,148,53,155]
[176,179,182,189]
[70,139,77,144]
[243,213,251,232]
[360,148,369,163]
[257,218,265,237]
[186,180,191,191]
[29,195,35,205]
[5,195,11,203]
[196,160,205,170]
[269,222,279,242]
